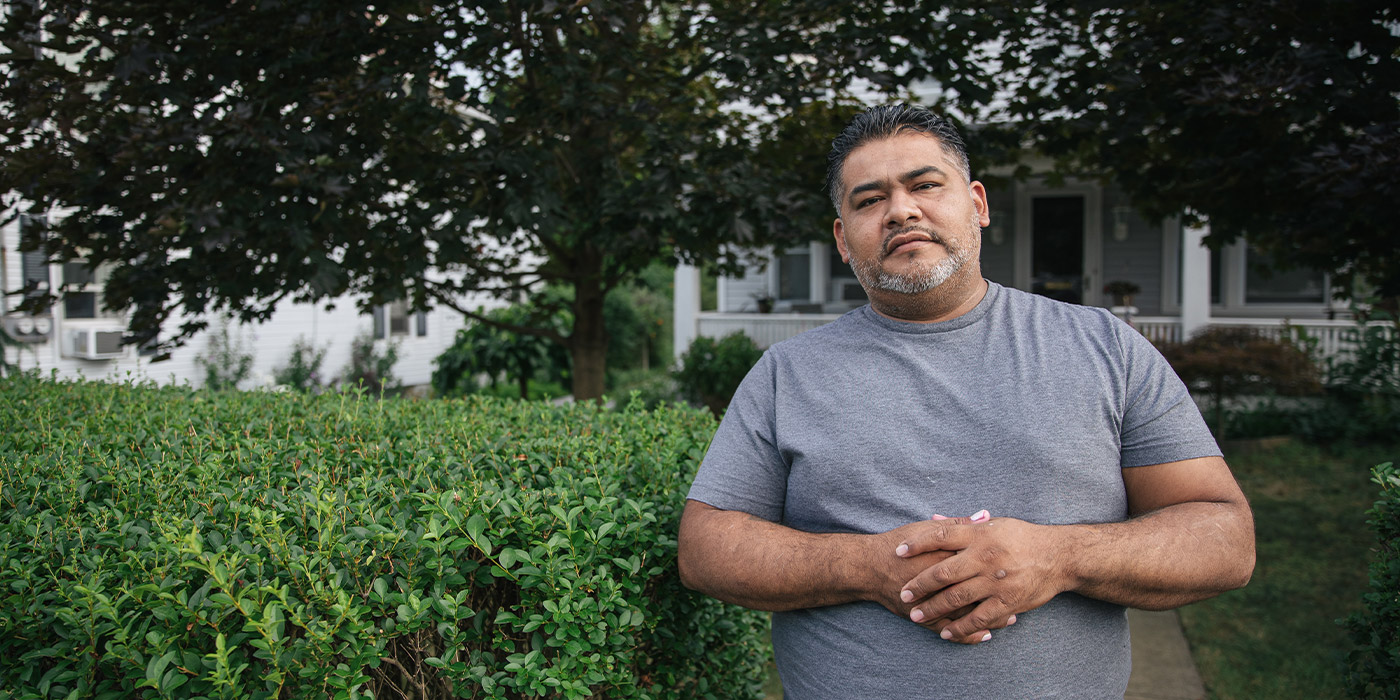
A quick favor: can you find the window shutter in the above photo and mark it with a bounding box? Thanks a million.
[19,215,49,301]
[373,306,386,339]
[415,311,427,337]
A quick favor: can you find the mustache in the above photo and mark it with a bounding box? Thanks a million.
[881,226,945,257]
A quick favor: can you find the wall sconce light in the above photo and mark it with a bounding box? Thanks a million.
[1112,206,1132,242]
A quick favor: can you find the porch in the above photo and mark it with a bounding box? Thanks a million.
[695,310,1379,361]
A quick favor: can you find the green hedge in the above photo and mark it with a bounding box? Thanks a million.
[0,375,769,699]
[1347,461,1400,699]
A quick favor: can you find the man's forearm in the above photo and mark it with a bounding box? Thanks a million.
[677,500,890,611]
[1058,499,1255,610]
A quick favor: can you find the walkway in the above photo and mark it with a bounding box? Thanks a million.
[1127,608,1206,700]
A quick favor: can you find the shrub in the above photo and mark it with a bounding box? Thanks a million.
[342,331,399,393]
[1158,326,1321,439]
[673,332,763,419]
[1297,311,1400,445]
[433,306,569,400]
[0,376,770,699]
[195,315,255,390]
[1346,461,1400,699]
[272,336,328,393]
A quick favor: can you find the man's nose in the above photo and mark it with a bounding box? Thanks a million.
[886,191,920,228]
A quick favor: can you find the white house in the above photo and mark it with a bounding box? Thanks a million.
[1,207,490,390]
[674,177,1362,359]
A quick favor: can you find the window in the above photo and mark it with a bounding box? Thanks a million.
[62,261,102,318]
[828,245,865,302]
[374,300,427,339]
[1207,240,1329,308]
[776,249,810,301]
[1244,246,1326,304]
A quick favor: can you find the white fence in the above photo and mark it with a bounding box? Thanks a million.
[699,312,1391,360]
[1133,317,1391,360]
[696,312,841,349]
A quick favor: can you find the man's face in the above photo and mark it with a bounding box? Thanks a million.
[832,132,990,296]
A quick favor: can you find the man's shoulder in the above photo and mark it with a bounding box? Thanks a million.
[993,283,1121,329]
[765,306,873,355]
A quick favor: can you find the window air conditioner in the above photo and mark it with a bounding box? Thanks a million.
[66,328,127,360]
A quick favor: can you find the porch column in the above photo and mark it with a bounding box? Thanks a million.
[673,262,702,363]
[809,241,828,304]
[1180,222,1212,340]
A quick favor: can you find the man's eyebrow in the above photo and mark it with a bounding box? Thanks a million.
[900,165,946,183]
[847,181,884,204]
[846,165,948,206]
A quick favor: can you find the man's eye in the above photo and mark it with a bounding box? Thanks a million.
[856,196,882,209]
[915,182,939,191]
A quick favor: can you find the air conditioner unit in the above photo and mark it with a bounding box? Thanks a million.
[66,328,127,360]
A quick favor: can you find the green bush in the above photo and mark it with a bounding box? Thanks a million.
[196,315,256,390]
[607,369,679,412]
[672,333,763,419]
[0,376,770,699]
[1346,461,1400,699]
[432,306,570,401]
[1298,313,1400,445]
[342,331,400,393]
[272,336,329,393]
[1157,326,1322,439]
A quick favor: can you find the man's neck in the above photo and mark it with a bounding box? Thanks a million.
[867,276,989,324]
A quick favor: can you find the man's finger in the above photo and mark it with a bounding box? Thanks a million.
[893,515,984,558]
[907,575,997,623]
[926,610,1017,645]
[899,549,984,605]
[936,598,1012,641]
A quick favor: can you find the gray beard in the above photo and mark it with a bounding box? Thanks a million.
[850,227,976,295]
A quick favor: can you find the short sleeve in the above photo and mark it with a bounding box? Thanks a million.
[1116,324,1222,468]
[685,350,790,521]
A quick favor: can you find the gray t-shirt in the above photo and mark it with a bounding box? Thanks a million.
[686,282,1220,700]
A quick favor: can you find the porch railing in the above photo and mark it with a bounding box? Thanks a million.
[696,312,841,349]
[1132,316,1390,359]
[698,311,1390,360]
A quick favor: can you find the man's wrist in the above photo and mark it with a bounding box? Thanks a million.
[1046,522,1096,596]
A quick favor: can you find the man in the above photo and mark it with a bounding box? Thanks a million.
[676,104,1254,699]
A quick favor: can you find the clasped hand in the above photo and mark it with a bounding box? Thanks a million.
[885,512,1072,644]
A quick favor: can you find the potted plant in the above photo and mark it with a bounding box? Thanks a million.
[1103,280,1141,307]
[752,292,775,314]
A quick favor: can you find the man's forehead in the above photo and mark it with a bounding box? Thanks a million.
[842,133,957,188]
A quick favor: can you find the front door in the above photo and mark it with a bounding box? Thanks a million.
[1013,184,1102,306]
[1031,195,1085,304]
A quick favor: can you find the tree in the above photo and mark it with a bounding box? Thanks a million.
[1,0,1022,399]
[991,0,1400,297]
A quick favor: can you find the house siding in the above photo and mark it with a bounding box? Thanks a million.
[1100,190,1166,315]
[720,261,770,313]
[3,210,492,390]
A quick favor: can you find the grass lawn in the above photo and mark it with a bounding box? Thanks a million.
[1181,439,1397,699]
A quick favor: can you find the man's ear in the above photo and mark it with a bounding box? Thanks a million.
[833,217,850,263]
[970,181,991,227]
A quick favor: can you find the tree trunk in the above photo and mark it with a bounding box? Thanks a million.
[570,271,608,401]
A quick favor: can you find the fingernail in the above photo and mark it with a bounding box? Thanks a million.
[931,514,949,520]
[910,609,924,622]
[895,544,909,557]
[940,628,952,640]
[981,632,992,642]
[1008,614,1018,625]
[970,509,990,522]
[900,589,914,603]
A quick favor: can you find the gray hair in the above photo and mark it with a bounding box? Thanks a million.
[825,104,971,214]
